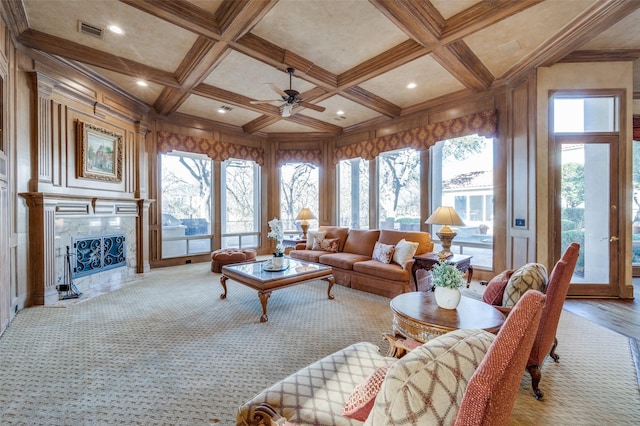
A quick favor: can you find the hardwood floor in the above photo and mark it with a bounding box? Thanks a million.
[563,279,640,341]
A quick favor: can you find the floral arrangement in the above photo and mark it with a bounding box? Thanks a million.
[431,260,465,289]
[267,218,285,257]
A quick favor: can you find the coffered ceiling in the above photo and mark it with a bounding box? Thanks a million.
[6,0,640,137]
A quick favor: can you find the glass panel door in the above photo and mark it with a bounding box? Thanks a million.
[557,136,618,296]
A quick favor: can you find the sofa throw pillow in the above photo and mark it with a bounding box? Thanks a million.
[342,363,393,421]
[502,263,547,308]
[312,237,340,253]
[392,239,419,266]
[365,329,495,426]
[482,269,515,306]
[372,241,395,264]
[306,231,326,249]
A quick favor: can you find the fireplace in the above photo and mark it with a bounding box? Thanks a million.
[73,234,126,278]
[20,193,150,306]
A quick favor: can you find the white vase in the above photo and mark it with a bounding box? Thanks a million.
[434,286,461,309]
[272,256,284,268]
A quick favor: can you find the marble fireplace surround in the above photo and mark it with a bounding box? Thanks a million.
[20,193,151,306]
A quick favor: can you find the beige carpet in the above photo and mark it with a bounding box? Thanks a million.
[0,263,638,425]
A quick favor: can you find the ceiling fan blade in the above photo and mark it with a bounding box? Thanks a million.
[298,101,326,113]
[267,83,288,98]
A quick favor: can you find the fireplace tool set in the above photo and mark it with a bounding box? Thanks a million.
[56,245,82,300]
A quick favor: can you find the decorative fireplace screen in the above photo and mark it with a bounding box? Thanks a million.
[72,234,126,278]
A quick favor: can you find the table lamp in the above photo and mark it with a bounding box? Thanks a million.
[295,207,316,239]
[425,206,465,259]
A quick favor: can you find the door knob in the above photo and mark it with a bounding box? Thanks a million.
[609,236,619,242]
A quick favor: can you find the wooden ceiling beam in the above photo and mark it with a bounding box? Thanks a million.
[243,115,281,134]
[369,0,493,91]
[433,41,494,91]
[441,0,544,43]
[192,83,279,116]
[234,34,338,88]
[17,29,180,88]
[215,0,278,40]
[338,40,430,88]
[497,0,640,86]
[154,88,190,116]
[342,86,401,117]
[119,0,221,39]
[369,0,440,45]
[142,0,277,116]
[559,49,640,63]
[286,114,343,134]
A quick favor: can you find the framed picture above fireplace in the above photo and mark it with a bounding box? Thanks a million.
[77,121,123,182]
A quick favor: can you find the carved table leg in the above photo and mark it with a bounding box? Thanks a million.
[527,364,544,399]
[220,275,228,299]
[324,275,335,300]
[549,337,561,362]
[383,333,407,358]
[258,291,272,322]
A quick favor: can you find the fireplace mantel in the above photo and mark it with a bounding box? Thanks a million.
[19,192,152,306]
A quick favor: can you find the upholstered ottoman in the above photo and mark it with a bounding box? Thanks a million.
[210,248,257,273]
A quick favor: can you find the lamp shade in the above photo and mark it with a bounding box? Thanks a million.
[425,206,465,226]
[295,208,316,221]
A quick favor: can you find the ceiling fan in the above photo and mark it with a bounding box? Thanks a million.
[250,67,326,117]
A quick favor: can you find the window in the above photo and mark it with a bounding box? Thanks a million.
[338,158,369,229]
[431,135,494,268]
[160,152,213,258]
[221,159,260,249]
[280,163,319,232]
[378,148,420,230]
[554,96,617,133]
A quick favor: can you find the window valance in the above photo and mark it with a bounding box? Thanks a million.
[333,110,498,164]
[276,149,323,167]
[157,131,264,166]
[634,115,640,140]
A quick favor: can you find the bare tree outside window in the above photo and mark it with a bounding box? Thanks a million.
[378,148,420,230]
[222,159,260,248]
[161,152,213,257]
[280,163,318,231]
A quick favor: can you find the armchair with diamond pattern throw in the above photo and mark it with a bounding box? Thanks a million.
[237,291,546,425]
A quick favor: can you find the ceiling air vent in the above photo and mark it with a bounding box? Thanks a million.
[78,21,104,39]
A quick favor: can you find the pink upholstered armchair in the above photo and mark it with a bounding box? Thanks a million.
[454,290,545,425]
[526,242,580,399]
[239,291,546,426]
[481,243,580,399]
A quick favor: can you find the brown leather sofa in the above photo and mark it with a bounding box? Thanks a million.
[289,226,434,298]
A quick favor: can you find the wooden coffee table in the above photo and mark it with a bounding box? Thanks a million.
[386,291,505,356]
[220,258,334,322]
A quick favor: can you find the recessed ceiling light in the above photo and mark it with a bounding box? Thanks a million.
[136,80,148,87]
[107,25,124,35]
[336,110,345,115]
[407,82,417,89]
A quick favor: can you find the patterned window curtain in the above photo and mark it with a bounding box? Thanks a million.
[157,131,264,166]
[333,110,498,163]
[275,149,322,167]
[634,115,640,140]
